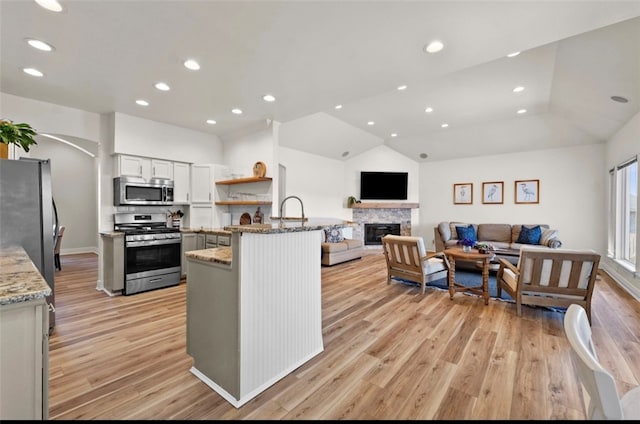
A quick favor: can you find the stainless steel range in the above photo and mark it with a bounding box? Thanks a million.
[114,212,181,295]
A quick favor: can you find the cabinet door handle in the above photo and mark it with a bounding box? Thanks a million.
[187,193,189,202]
[209,193,212,201]
[153,166,156,175]
[139,165,142,175]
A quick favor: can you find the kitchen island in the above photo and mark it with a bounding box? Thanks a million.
[0,247,51,420]
[185,220,353,408]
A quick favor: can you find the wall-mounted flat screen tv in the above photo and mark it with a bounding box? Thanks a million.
[360,171,408,200]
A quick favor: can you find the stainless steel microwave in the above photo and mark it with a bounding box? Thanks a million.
[113,176,174,206]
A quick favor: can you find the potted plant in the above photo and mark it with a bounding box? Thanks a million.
[0,119,38,158]
[347,196,357,207]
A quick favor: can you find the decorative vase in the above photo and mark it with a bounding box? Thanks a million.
[463,245,471,253]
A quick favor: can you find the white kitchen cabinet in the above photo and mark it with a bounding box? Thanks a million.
[0,298,49,420]
[181,233,196,277]
[191,164,229,204]
[173,162,191,204]
[116,155,174,180]
[151,159,173,179]
[101,233,124,293]
[191,164,214,203]
[117,154,150,178]
[196,234,205,250]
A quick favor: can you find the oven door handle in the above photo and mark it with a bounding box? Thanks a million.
[127,239,181,247]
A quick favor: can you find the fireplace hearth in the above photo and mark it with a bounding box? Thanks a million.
[364,223,401,245]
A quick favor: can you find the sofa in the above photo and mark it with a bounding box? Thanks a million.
[321,228,364,266]
[434,221,562,269]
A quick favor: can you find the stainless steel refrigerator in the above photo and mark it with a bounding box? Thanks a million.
[0,157,59,332]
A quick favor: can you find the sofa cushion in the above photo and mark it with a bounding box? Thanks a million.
[477,224,512,243]
[455,224,477,242]
[438,222,452,242]
[516,225,542,245]
[540,228,559,245]
[343,239,363,249]
[321,241,348,253]
[489,241,512,250]
[325,228,345,243]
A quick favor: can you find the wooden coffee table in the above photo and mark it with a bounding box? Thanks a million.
[443,247,493,305]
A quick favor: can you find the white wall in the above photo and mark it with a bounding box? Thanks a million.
[27,137,98,254]
[276,144,420,223]
[604,111,640,299]
[345,145,421,225]
[221,124,277,222]
[278,146,347,219]
[112,112,223,163]
[418,144,605,253]
[1,93,102,143]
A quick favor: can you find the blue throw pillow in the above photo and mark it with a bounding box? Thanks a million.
[516,225,542,245]
[455,225,477,242]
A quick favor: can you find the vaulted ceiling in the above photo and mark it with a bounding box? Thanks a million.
[1,1,639,162]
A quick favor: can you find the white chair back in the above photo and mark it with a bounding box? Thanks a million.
[564,304,624,419]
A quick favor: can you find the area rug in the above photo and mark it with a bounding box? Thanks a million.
[393,270,513,302]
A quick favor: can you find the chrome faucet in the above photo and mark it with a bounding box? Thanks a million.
[279,195,305,225]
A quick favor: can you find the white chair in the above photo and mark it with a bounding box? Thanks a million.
[381,235,449,294]
[563,304,640,419]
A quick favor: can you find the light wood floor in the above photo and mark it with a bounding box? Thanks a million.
[48,252,640,420]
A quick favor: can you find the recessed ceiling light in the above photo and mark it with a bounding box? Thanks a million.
[513,86,525,93]
[507,51,521,58]
[441,123,449,128]
[206,119,217,125]
[397,85,407,91]
[35,0,63,12]
[262,94,276,102]
[391,133,398,137]
[335,104,343,110]
[611,95,629,103]
[154,82,170,91]
[419,153,428,159]
[231,108,243,115]
[25,38,54,52]
[183,59,200,70]
[424,40,444,53]
[425,107,434,113]
[341,151,349,157]
[23,68,43,77]
[367,121,375,126]
[517,109,527,114]
[135,99,149,106]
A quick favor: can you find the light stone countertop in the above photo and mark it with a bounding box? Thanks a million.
[0,246,52,305]
[223,220,356,234]
[100,228,232,238]
[185,246,232,265]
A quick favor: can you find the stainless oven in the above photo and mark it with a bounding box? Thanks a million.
[113,176,174,206]
[114,213,181,295]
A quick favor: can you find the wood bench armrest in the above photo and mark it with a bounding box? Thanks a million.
[497,257,518,276]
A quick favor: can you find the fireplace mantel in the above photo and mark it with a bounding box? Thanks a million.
[351,202,419,209]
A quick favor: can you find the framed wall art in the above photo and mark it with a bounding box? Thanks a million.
[515,179,539,204]
[482,181,504,204]
[453,182,473,204]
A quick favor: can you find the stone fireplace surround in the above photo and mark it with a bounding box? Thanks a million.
[351,203,418,249]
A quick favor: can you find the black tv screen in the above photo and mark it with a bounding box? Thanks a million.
[360,171,408,200]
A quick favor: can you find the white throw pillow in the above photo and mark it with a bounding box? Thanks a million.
[540,228,559,246]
